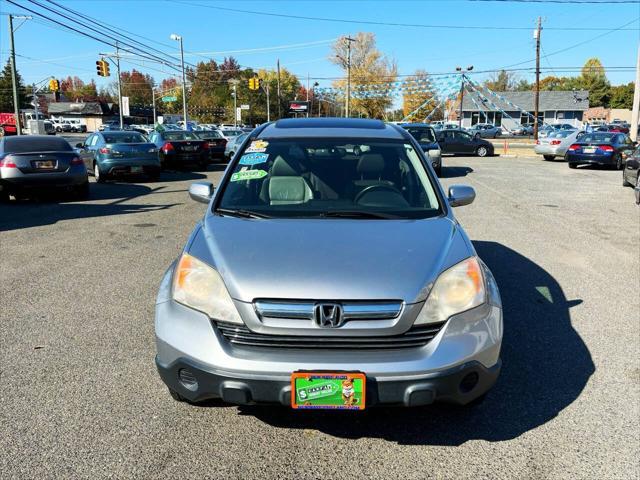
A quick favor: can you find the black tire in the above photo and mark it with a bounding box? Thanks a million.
[569,162,577,169]
[614,154,623,170]
[543,155,555,161]
[476,146,488,157]
[148,171,161,182]
[94,162,106,183]
[0,188,9,203]
[74,181,90,200]
[168,388,186,402]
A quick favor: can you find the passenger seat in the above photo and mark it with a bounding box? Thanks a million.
[261,156,314,205]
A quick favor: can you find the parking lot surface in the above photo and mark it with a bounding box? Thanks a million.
[1,155,638,479]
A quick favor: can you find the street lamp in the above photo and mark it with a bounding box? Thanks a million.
[456,65,473,128]
[170,33,188,130]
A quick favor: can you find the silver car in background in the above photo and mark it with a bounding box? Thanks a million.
[468,123,502,139]
[224,132,249,159]
[534,129,583,161]
[155,118,503,409]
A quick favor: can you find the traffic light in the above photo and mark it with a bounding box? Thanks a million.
[96,59,110,77]
[248,77,261,90]
[49,79,59,91]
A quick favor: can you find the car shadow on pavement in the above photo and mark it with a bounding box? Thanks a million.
[439,166,474,178]
[240,241,594,445]
[0,183,179,232]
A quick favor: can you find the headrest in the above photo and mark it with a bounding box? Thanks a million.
[357,153,385,175]
[271,155,304,176]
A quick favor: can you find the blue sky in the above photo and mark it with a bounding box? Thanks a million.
[1,0,638,91]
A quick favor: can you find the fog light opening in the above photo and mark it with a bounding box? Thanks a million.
[459,372,479,394]
[178,369,198,391]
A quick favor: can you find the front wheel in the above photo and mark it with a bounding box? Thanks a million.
[569,162,577,169]
[543,155,555,161]
[476,146,488,157]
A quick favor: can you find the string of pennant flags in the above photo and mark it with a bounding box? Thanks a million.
[315,74,462,99]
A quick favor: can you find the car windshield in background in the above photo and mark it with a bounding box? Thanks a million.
[163,131,199,141]
[403,127,436,144]
[580,133,616,143]
[3,136,72,153]
[194,130,223,139]
[223,130,243,137]
[104,133,147,143]
[550,131,573,139]
[217,138,441,219]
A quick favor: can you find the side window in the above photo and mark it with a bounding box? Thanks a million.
[89,135,100,147]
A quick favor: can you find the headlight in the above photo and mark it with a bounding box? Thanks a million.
[414,257,485,325]
[172,253,243,324]
[428,149,441,158]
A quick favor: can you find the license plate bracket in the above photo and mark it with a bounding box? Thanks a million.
[34,160,55,169]
[291,372,366,410]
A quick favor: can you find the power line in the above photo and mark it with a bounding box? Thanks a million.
[172,0,640,31]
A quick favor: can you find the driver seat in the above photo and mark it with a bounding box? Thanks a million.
[352,153,394,197]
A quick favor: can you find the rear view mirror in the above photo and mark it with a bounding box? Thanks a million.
[448,185,476,207]
[76,142,84,148]
[189,182,214,204]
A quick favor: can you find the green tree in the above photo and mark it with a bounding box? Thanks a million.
[609,82,635,109]
[0,60,26,112]
[330,32,397,118]
[578,58,610,107]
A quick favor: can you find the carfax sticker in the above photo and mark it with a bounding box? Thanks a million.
[230,169,268,182]
[245,140,269,153]
[239,152,269,165]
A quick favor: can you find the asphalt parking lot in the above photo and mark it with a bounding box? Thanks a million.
[1,154,638,479]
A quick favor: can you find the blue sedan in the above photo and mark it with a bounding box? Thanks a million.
[565,132,636,170]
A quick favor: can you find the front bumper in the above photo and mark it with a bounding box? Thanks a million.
[156,355,501,406]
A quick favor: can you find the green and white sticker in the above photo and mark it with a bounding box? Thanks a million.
[230,169,268,182]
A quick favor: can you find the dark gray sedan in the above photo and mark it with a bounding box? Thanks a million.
[0,135,88,201]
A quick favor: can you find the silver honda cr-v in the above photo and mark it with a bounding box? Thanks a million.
[155,118,502,409]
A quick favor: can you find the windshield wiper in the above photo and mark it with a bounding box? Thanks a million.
[319,210,402,219]
[215,208,271,219]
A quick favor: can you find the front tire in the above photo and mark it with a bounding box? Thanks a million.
[543,155,555,161]
[569,162,577,169]
[476,146,488,157]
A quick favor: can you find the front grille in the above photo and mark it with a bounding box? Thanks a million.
[214,321,446,349]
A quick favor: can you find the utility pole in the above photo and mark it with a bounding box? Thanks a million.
[631,42,640,142]
[152,87,157,125]
[276,59,281,118]
[533,17,542,141]
[8,15,22,135]
[233,84,238,127]
[344,36,356,118]
[458,74,465,128]
[306,72,310,118]
[115,44,124,129]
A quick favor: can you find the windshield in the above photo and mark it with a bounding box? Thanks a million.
[403,127,436,144]
[163,131,199,141]
[223,130,243,137]
[104,133,147,143]
[216,138,441,219]
[579,133,616,143]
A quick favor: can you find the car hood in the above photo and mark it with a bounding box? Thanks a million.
[193,215,473,303]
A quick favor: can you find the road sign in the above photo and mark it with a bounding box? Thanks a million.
[236,107,242,121]
[162,96,178,102]
[121,96,130,117]
[240,104,250,110]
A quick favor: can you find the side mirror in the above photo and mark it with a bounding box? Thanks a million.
[76,142,84,148]
[448,184,476,207]
[189,181,214,204]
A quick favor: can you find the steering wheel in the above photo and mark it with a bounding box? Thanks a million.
[354,184,403,205]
